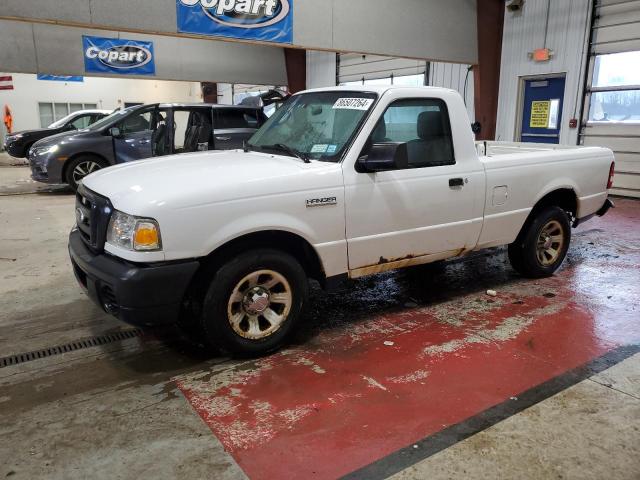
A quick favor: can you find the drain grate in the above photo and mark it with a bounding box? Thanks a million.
[0,328,144,368]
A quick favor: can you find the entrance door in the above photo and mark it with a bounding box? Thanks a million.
[520,76,566,144]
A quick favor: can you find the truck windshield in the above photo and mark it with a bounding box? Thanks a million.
[248,91,377,162]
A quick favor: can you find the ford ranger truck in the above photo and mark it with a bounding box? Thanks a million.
[68,86,615,356]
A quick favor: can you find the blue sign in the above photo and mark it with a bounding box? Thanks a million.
[82,36,155,76]
[177,0,293,44]
[37,74,84,82]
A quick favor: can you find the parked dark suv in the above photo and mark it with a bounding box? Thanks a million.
[28,103,267,190]
[3,109,110,158]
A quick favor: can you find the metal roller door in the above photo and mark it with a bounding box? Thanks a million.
[581,0,640,197]
[337,54,474,121]
[337,53,426,85]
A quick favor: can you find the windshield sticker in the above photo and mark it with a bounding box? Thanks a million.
[333,98,374,110]
[311,144,329,153]
[326,145,337,154]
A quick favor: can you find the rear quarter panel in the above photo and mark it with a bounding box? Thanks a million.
[476,146,613,249]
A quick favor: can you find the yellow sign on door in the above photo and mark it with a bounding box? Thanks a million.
[530,101,550,128]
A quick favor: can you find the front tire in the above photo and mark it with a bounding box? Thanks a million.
[508,206,571,278]
[65,156,108,191]
[199,249,308,356]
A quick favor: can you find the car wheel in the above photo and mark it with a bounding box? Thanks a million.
[199,249,308,356]
[65,156,108,191]
[508,206,571,278]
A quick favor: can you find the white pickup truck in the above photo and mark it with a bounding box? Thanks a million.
[69,86,615,355]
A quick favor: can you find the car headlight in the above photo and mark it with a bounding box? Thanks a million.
[7,134,22,142]
[106,210,162,251]
[34,144,59,156]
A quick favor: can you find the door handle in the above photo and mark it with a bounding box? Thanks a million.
[215,136,231,141]
[449,177,464,187]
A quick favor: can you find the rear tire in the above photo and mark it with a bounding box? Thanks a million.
[65,155,108,191]
[199,249,308,357]
[508,206,571,278]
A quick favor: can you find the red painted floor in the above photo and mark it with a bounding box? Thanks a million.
[177,198,640,479]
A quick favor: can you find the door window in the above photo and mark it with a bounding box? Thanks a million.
[69,114,94,130]
[374,98,455,168]
[119,110,153,135]
[217,109,258,129]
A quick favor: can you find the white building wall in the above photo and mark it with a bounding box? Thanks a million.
[429,62,475,123]
[307,51,337,89]
[495,0,591,144]
[0,73,202,132]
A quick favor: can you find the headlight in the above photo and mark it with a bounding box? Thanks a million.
[34,144,59,156]
[106,210,162,251]
[7,134,22,141]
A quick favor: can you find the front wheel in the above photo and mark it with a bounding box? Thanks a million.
[65,156,108,191]
[508,206,571,278]
[199,249,308,356]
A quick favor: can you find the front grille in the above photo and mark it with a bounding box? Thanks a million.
[75,185,113,252]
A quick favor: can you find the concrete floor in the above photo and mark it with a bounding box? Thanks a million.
[0,158,639,479]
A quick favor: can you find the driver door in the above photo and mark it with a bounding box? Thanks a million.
[113,107,166,163]
[343,96,485,275]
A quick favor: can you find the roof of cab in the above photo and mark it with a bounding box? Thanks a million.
[298,85,458,95]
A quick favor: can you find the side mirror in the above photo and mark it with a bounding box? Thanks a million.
[109,127,122,138]
[65,124,76,131]
[357,142,409,172]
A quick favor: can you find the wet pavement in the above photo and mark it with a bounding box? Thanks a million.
[0,162,639,479]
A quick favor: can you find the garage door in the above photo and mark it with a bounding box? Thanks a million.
[580,0,640,198]
[338,53,426,85]
[338,54,474,121]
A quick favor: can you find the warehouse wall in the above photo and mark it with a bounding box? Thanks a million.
[306,51,337,89]
[495,0,591,144]
[0,0,478,64]
[429,62,475,123]
[0,74,202,132]
[0,19,288,85]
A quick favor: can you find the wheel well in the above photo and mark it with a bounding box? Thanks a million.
[196,230,326,285]
[61,152,109,181]
[532,188,578,219]
[516,188,578,244]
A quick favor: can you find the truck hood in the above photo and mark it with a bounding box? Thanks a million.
[82,150,343,214]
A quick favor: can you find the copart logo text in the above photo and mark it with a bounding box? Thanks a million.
[85,45,153,70]
[179,0,291,28]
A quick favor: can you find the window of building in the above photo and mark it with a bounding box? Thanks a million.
[38,102,99,128]
[588,51,640,123]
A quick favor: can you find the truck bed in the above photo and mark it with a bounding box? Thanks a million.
[475,140,586,157]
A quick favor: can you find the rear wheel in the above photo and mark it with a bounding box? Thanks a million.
[65,156,108,191]
[199,249,308,356]
[508,206,571,278]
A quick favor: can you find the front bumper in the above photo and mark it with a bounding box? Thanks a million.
[68,228,200,327]
[4,138,26,158]
[28,152,58,183]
